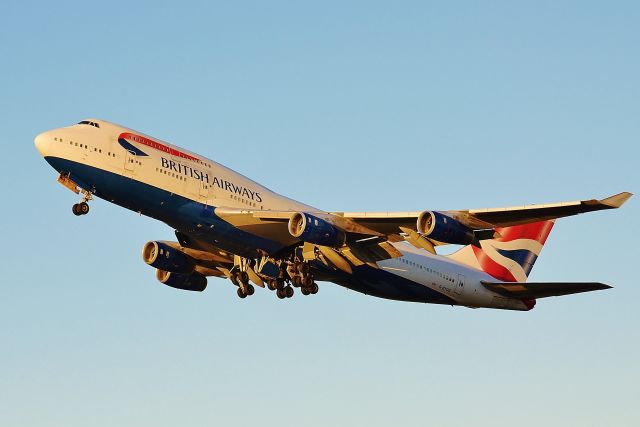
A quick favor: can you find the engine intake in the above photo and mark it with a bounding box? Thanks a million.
[142,241,194,274]
[416,211,474,245]
[156,270,207,292]
[288,212,346,248]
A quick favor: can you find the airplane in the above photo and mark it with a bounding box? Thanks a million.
[34,119,632,311]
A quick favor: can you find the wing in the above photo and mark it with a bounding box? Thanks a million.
[166,231,272,288]
[481,281,612,299]
[214,207,402,263]
[210,192,630,265]
[168,231,235,277]
[337,191,632,232]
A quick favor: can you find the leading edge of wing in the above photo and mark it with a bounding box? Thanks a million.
[458,191,633,227]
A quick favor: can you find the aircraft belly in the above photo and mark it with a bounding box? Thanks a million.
[318,263,457,305]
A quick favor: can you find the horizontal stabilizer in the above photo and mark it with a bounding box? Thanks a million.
[481,281,612,299]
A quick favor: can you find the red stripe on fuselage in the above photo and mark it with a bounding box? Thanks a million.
[119,132,200,162]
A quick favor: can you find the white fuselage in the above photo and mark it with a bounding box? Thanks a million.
[35,119,530,310]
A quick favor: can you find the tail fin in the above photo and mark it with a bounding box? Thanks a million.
[447,221,554,282]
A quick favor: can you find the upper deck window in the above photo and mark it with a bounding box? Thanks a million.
[77,120,100,128]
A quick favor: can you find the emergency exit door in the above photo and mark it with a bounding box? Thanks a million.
[455,274,465,295]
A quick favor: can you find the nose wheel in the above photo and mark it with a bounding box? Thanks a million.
[72,202,90,216]
[72,189,93,216]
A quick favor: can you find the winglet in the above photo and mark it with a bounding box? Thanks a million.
[600,192,633,208]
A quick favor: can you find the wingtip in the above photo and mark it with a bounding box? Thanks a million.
[600,191,633,208]
[593,282,613,291]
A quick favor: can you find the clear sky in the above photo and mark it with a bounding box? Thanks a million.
[1,1,638,426]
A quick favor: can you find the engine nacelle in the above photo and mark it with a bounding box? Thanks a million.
[156,270,207,292]
[142,241,194,274]
[416,211,474,245]
[288,212,346,248]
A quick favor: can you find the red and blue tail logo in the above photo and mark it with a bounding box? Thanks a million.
[471,221,554,282]
[447,220,554,282]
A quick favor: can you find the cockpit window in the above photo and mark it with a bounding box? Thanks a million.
[77,120,100,128]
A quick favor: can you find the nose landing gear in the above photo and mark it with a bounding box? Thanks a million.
[72,189,93,216]
[72,202,90,216]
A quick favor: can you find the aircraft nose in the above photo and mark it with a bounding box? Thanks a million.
[34,132,51,156]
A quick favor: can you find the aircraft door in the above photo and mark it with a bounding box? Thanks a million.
[124,150,137,173]
[455,274,465,295]
[200,179,209,198]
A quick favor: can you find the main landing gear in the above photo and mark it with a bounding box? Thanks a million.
[230,259,319,300]
[72,189,93,216]
[231,270,255,299]
[273,278,294,300]
[289,261,319,296]
[265,272,294,300]
[263,261,318,300]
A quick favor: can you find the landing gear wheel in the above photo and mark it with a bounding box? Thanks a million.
[246,284,255,296]
[79,202,90,215]
[237,288,247,299]
[72,204,82,216]
[311,283,319,294]
[285,286,294,298]
[303,275,314,287]
[276,289,286,299]
[267,280,277,291]
[292,276,301,287]
[301,287,310,296]
[297,262,310,274]
[276,278,285,291]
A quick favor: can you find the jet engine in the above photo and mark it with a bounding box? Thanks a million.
[142,241,195,274]
[288,212,346,247]
[156,269,207,292]
[416,211,474,245]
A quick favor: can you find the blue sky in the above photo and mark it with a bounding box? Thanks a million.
[1,1,638,426]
